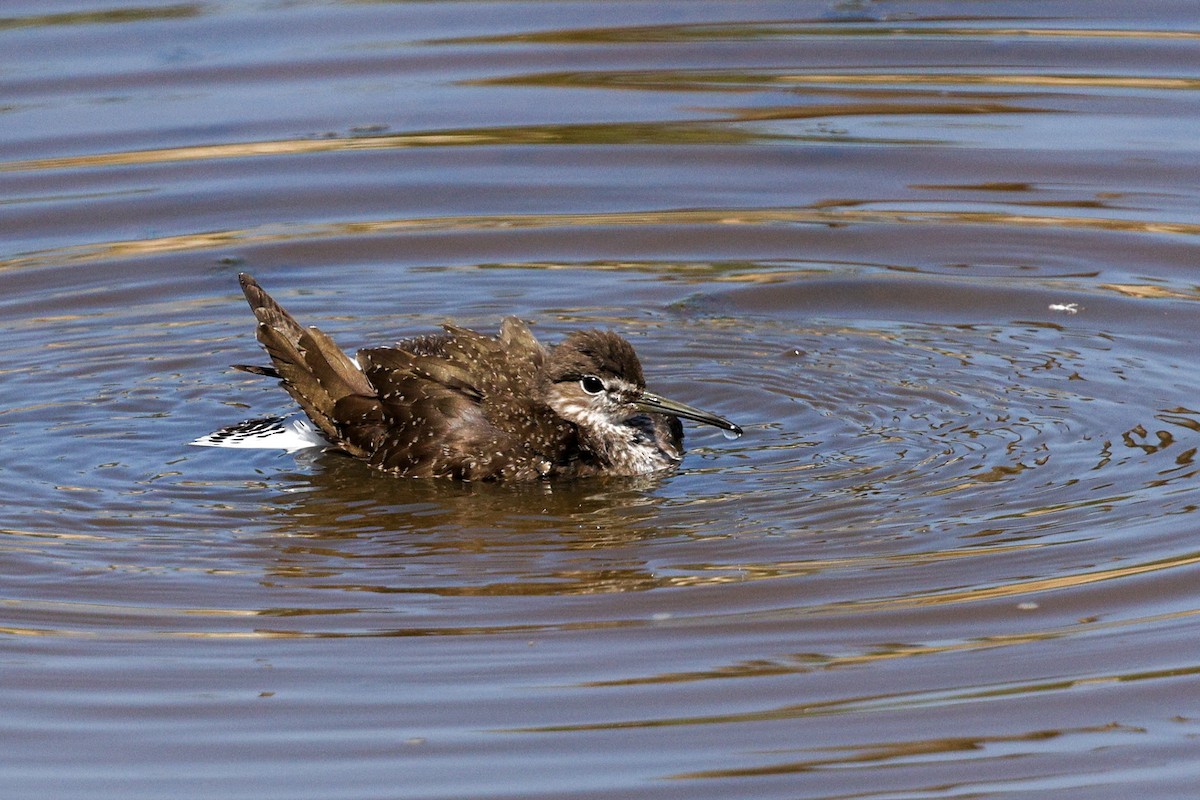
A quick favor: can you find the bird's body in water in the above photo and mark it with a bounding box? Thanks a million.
[192,274,741,481]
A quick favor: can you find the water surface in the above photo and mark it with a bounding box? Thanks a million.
[3,1,1200,798]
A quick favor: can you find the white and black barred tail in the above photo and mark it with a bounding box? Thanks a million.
[190,416,328,453]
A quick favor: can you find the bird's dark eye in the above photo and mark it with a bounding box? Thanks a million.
[580,375,605,395]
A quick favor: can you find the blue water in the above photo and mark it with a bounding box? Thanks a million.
[3,2,1200,798]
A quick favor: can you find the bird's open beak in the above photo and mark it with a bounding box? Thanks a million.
[635,392,743,438]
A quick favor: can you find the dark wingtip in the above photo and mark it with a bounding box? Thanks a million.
[232,364,280,378]
[237,273,271,311]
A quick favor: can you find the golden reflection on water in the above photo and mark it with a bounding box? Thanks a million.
[777,74,1200,91]
[0,4,199,31]
[508,671,1175,730]
[438,24,1200,46]
[477,69,1200,94]
[6,538,1197,641]
[672,724,1141,780]
[519,658,1200,736]
[5,206,1200,276]
[0,122,754,174]
[833,550,1200,613]
[580,626,1089,688]
[1100,283,1199,300]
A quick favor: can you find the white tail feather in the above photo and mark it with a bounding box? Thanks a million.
[190,416,328,453]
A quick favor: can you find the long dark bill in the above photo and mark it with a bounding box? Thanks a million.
[635,392,742,438]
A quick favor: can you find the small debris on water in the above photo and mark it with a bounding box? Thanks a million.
[1049,302,1079,314]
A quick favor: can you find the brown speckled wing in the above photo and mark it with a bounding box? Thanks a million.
[352,322,581,480]
[351,346,478,477]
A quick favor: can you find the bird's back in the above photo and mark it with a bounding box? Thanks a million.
[348,319,585,480]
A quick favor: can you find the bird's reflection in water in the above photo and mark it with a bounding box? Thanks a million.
[251,449,688,598]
